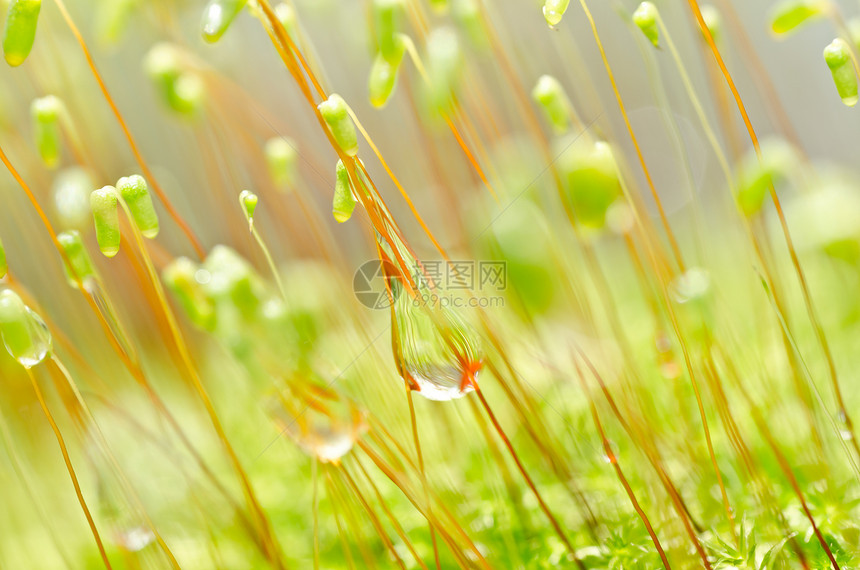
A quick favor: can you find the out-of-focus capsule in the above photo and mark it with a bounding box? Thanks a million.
[368,36,405,108]
[769,0,826,36]
[264,137,298,191]
[542,0,569,27]
[201,0,247,43]
[532,75,572,133]
[424,27,462,112]
[373,0,403,63]
[735,138,796,217]
[633,2,659,48]
[30,95,64,169]
[57,230,97,287]
[163,257,216,331]
[556,137,623,230]
[53,167,95,232]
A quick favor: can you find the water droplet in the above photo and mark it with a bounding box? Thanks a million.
[391,280,483,402]
[670,267,710,304]
[265,383,367,463]
[1,307,52,368]
[841,429,854,441]
[116,525,155,552]
[409,366,477,401]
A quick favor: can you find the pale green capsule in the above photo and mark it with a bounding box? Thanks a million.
[452,0,488,49]
[542,0,569,27]
[700,5,722,44]
[53,167,95,232]
[30,95,63,169]
[429,0,448,13]
[273,3,299,43]
[117,175,159,238]
[144,44,205,116]
[368,36,405,108]
[332,160,357,223]
[318,94,359,156]
[735,138,796,217]
[531,75,571,133]
[57,230,96,287]
[373,0,403,63]
[90,186,121,257]
[824,39,858,107]
[556,137,623,229]
[0,236,6,279]
[239,190,258,224]
[3,0,41,67]
[0,289,51,368]
[163,257,216,331]
[769,0,826,36]
[96,0,137,46]
[425,27,462,111]
[264,137,298,190]
[202,245,262,320]
[633,2,659,48]
[201,0,247,43]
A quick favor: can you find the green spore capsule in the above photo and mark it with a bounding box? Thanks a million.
[769,0,826,36]
[700,5,722,44]
[333,160,358,223]
[429,0,448,13]
[53,167,95,232]
[273,3,298,42]
[542,0,569,27]
[0,236,6,279]
[425,27,462,112]
[373,0,403,63]
[824,39,858,107]
[57,230,96,287]
[239,190,258,226]
[144,44,205,117]
[735,138,796,217]
[163,257,216,331]
[368,36,406,108]
[3,0,41,67]
[0,289,51,368]
[30,95,64,169]
[117,175,159,238]
[96,0,137,46]
[264,137,298,190]
[200,0,247,43]
[452,0,488,49]
[318,94,359,157]
[532,75,571,133]
[90,186,121,258]
[556,137,623,230]
[633,2,659,48]
[202,245,262,321]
